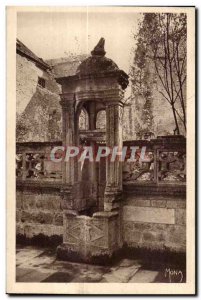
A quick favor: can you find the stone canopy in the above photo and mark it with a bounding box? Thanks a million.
[76,38,129,90]
[57,38,129,90]
[76,38,119,75]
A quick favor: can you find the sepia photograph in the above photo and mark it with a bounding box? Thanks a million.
[6,6,195,295]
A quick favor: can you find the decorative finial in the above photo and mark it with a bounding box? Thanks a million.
[91,38,106,56]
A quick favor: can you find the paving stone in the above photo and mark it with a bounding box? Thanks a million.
[109,266,120,272]
[16,247,44,258]
[102,265,140,283]
[72,272,103,283]
[129,270,159,283]
[19,260,53,270]
[119,259,140,268]
[16,268,52,282]
[19,254,56,270]
[15,245,185,283]
[50,260,81,272]
[16,268,34,281]
[16,248,45,266]
[42,271,74,282]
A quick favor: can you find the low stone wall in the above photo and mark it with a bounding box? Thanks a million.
[16,181,186,255]
[16,182,63,246]
[122,194,186,253]
[16,180,98,246]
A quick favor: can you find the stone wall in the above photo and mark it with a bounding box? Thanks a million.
[16,182,63,246]
[122,193,186,253]
[16,54,62,142]
[16,183,186,253]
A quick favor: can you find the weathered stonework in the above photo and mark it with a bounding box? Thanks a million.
[16,184,63,244]
[16,185,186,254]
[55,39,128,262]
[123,206,175,224]
[122,194,186,253]
[57,211,121,262]
[17,223,63,239]
[16,52,62,142]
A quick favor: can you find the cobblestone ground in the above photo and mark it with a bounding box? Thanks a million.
[16,246,185,283]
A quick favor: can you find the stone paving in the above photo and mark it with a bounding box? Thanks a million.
[16,245,185,283]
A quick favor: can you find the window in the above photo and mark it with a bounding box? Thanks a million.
[38,77,45,88]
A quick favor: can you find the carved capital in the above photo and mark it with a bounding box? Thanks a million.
[60,92,75,101]
[105,100,123,108]
[60,93,75,110]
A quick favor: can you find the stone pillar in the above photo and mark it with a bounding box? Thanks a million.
[60,95,77,211]
[104,100,123,212]
[88,102,96,130]
[88,103,98,207]
[61,98,75,184]
[88,102,96,183]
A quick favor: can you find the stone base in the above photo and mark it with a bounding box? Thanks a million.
[56,243,122,265]
[56,210,122,264]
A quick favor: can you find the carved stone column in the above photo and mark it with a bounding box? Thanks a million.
[88,102,96,130]
[104,100,123,211]
[60,95,77,211]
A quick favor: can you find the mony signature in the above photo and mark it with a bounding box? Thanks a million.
[164,268,184,283]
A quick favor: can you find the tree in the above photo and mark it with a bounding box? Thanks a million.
[131,13,187,135]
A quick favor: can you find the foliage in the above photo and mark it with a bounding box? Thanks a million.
[131,13,187,135]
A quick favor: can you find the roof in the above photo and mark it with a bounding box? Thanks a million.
[76,56,119,76]
[46,55,87,78]
[76,38,119,76]
[16,39,51,71]
[56,38,129,90]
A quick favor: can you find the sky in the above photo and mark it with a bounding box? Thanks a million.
[17,8,142,73]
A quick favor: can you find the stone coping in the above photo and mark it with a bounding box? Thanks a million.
[64,209,119,219]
